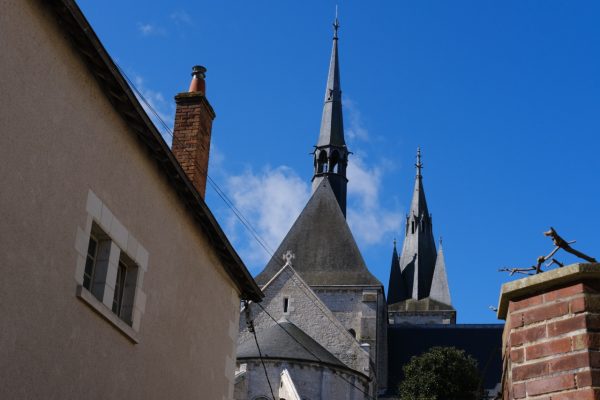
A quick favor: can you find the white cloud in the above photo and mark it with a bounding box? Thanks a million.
[224,166,310,266]
[347,155,402,245]
[137,23,166,36]
[171,10,192,25]
[344,98,370,141]
[132,75,174,140]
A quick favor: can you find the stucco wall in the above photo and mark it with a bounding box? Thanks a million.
[0,1,241,399]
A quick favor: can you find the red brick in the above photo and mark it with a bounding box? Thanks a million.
[544,283,586,302]
[590,351,600,368]
[511,294,544,312]
[513,381,526,399]
[548,314,587,337]
[509,313,524,329]
[511,348,524,363]
[513,361,548,381]
[549,352,590,373]
[550,388,600,400]
[523,302,570,325]
[526,373,576,396]
[576,370,600,388]
[571,296,587,314]
[573,333,600,351]
[511,325,547,346]
[526,337,571,360]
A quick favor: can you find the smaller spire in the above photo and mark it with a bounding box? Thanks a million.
[415,147,423,178]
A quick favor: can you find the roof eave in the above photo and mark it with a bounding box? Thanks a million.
[47,0,263,302]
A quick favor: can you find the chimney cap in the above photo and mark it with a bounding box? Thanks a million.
[191,65,207,78]
[188,65,207,93]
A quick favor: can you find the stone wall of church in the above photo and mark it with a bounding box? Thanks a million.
[234,360,370,400]
[239,268,371,376]
[313,287,388,391]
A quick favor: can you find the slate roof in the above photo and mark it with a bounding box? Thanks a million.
[386,242,406,305]
[429,242,452,306]
[387,324,504,393]
[255,179,381,287]
[317,19,345,148]
[237,319,345,368]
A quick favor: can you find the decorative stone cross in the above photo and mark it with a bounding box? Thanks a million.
[283,250,295,267]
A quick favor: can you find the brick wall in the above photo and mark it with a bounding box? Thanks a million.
[502,280,600,399]
[172,92,215,198]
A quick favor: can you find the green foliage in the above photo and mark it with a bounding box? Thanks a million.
[399,346,483,400]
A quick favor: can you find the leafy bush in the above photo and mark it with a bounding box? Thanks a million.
[399,346,483,400]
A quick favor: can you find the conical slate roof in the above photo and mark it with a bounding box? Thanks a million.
[396,149,437,300]
[237,319,344,367]
[386,241,405,305]
[429,241,452,306]
[255,179,381,287]
[317,18,345,148]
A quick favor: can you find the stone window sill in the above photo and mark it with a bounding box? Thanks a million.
[76,285,140,344]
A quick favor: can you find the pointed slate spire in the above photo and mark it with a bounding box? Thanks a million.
[311,11,349,216]
[387,239,407,305]
[397,148,438,300]
[429,238,452,306]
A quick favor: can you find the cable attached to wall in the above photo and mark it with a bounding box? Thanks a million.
[253,301,376,400]
[117,63,377,400]
[244,301,277,400]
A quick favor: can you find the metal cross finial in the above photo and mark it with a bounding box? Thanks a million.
[415,147,423,177]
[283,250,295,267]
[333,6,340,39]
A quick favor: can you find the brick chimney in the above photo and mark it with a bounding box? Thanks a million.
[172,65,215,198]
[498,263,600,399]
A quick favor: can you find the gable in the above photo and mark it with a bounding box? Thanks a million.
[239,264,371,376]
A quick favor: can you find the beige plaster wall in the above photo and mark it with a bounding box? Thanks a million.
[0,1,241,399]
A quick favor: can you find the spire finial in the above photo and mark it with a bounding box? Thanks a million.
[415,147,423,177]
[333,6,340,39]
[393,237,397,248]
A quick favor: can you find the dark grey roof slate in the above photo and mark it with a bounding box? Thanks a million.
[429,242,452,306]
[387,324,504,394]
[387,242,406,305]
[317,26,345,148]
[255,179,381,287]
[237,319,344,367]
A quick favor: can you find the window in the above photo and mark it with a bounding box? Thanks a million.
[283,297,289,313]
[83,235,98,291]
[112,253,139,325]
[75,190,149,341]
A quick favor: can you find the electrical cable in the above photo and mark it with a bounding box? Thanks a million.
[245,301,276,400]
[116,62,377,399]
[254,301,376,400]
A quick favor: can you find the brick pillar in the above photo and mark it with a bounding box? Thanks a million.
[498,263,600,400]
[172,65,215,199]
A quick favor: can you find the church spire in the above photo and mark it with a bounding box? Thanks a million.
[311,12,349,216]
[396,148,438,300]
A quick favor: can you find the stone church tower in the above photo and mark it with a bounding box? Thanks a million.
[387,149,455,325]
[235,16,388,400]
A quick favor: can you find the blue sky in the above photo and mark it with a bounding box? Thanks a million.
[78,1,600,323]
